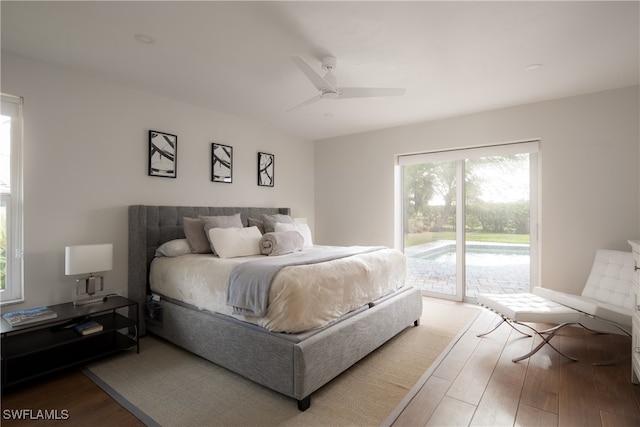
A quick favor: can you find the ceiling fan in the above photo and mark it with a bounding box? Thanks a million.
[288,55,406,111]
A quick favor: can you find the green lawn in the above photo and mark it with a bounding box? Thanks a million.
[405,231,529,247]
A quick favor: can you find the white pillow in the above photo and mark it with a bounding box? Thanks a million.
[155,239,192,257]
[207,226,262,259]
[274,222,313,248]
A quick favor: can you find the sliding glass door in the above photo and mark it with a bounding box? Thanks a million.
[402,159,461,298]
[463,153,534,297]
[398,142,538,302]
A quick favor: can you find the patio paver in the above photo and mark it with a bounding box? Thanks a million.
[405,241,530,297]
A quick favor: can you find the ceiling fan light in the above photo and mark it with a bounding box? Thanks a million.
[524,63,542,72]
[134,34,155,44]
[321,91,339,99]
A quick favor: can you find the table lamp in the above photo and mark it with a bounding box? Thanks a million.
[65,243,113,306]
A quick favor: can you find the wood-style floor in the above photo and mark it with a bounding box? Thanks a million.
[391,300,640,427]
[1,370,143,426]
[2,300,639,426]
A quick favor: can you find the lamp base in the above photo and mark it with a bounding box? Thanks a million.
[74,275,105,306]
[73,296,104,306]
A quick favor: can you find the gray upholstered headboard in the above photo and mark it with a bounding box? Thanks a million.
[127,205,290,332]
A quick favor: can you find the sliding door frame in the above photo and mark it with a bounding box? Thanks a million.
[396,140,540,302]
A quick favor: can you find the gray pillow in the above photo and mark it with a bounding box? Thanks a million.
[261,213,293,233]
[248,218,265,235]
[183,217,211,254]
[200,213,243,230]
[200,213,243,254]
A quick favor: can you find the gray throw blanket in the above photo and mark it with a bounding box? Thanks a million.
[260,230,304,256]
[227,246,385,317]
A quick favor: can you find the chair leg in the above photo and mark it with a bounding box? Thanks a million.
[580,323,631,366]
[592,353,631,366]
[476,317,506,338]
[479,316,627,365]
[574,321,631,366]
[477,314,532,338]
[476,312,578,363]
[510,321,579,363]
[576,323,607,335]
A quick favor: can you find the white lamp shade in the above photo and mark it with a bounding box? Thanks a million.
[65,244,113,275]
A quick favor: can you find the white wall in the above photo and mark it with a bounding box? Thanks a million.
[315,87,640,295]
[2,50,637,309]
[1,52,315,310]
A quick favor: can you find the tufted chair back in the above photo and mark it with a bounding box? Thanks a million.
[581,249,635,311]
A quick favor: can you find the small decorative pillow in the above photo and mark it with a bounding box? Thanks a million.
[200,213,243,229]
[207,226,262,259]
[274,222,313,248]
[248,218,265,235]
[155,239,192,257]
[200,213,244,254]
[183,217,211,254]
[261,213,293,233]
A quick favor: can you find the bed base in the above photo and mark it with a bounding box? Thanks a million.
[128,205,423,410]
[145,286,422,409]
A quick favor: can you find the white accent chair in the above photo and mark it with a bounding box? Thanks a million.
[534,249,634,335]
[477,249,633,362]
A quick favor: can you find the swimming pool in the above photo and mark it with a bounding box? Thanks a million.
[416,244,530,266]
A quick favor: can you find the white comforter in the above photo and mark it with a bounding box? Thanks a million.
[149,246,407,333]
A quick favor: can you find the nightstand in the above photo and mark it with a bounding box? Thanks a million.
[1,295,138,389]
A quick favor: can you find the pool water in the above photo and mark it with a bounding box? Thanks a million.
[418,246,530,266]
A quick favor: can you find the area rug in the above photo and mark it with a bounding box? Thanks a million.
[84,298,479,427]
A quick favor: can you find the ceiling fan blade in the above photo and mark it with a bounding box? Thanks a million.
[291,56,337,92]
[337,87,406,99]
[287,93,323,112]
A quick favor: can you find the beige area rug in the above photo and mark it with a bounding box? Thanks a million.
[85,298,479,427]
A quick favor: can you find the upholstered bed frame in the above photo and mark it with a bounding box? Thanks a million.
[128,205,423,410]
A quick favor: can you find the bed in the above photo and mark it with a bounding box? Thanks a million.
[128,205,423,410]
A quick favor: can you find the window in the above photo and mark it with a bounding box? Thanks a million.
[397,141,539,302]
[1,94,24,304]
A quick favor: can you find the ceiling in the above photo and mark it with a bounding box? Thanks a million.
[1,1,638,141]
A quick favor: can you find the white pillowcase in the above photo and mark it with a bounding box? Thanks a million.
[155,239,192,257]
[274,222,313,248]
[207,226,262,259]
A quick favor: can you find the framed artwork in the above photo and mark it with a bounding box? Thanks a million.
[211,143,233,183]
[257,152,274,187]
[148,130,177,178]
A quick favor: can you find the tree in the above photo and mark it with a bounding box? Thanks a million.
[430,161,456,231]
[403,154,528,235]
[403,163,436,232]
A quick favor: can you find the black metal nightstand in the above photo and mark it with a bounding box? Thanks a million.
[1,295,139,389]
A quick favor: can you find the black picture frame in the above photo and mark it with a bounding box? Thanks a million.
[148,130,177,178]
[211,143,233,183]
[257,152,274,187]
